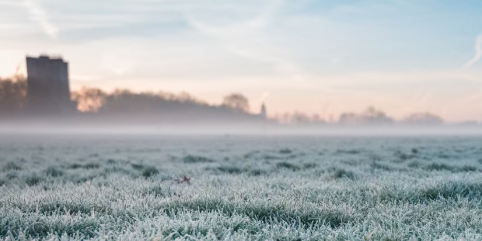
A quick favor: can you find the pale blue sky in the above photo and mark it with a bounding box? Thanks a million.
[1,0,482,121]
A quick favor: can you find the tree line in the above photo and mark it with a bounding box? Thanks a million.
[0,77,445,125]
[0,77,262,124]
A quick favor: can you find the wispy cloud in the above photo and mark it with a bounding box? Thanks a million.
[22,0,58,38]
[257,91,270,103]
[184,0,308,81]
[464,34,482,69]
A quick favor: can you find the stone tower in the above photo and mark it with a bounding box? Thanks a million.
[26,55,75,114]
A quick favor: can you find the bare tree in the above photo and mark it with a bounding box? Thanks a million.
[0,76,27,114]
[402,112,444,125]
[222,93,250,113]
[71,87,107,112]
[338,106,393,125]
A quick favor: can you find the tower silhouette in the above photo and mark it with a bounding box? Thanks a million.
[26,55,75,114]
[260,102,267,119]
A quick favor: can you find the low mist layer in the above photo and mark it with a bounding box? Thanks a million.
[1,77,479,134]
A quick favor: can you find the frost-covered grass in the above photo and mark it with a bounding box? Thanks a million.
[1,135,482,240]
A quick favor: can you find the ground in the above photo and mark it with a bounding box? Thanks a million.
[1,135,482,240]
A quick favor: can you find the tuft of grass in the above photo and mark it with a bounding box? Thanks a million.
[0,215,100,239]
[69,163,83,169]
[424,163,454,171]
[262,155,281,160]
[106,158,117,164]
[217,165,243,174]
[276,162,301,171]
[329,168,356,180]
[424,163,477,172]
[45,166,64,177]
[248,169,267,176]
[131,163,144,170]
[335,149,361,155]
[142,185,166,197]
[104,166,132,176]
[303,163,318,169]
[69,162,101,169]
[164,198,355,229]
[142,166,159,178]
[396,153,412,161]
[6,171,19,180]
[460,165,478,172]
[25,174,43,186]
[370,162,392,171]
[3,161,22,171]
[279,148,293,154]
[408,161,421,168]
[83,162,101,169]
[421,182,482,200]
[183,155,215,163]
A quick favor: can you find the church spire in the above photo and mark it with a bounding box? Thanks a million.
[260,102,267,119]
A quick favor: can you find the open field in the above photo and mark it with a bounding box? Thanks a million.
[1,135,482,240]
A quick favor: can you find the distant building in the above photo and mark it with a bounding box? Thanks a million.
[26,55,75,114]
[260,102,267,119]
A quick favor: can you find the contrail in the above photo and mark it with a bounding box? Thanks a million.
[23,0,58,38]
[464,34,482,69]
[258,91,270,103]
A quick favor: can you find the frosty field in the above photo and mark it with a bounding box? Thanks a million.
[1,135,482,240]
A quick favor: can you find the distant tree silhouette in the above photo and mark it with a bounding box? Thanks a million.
[361,106,394,125]
[402,112,444,125]
[338,112,360,125]
[339,107,394,125]
[71,87,107,112]
[274,112,326,125]
[99,89,208,115]
[0,81,447,127]
[222,93,250,113]
[0,76,27,114]
[70,88,266,124]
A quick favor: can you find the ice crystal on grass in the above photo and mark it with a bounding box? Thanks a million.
[1,136,482,240]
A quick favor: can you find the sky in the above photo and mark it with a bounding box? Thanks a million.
[1,0,482,122]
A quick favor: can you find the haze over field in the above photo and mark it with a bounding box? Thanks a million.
[1,75,481,135]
